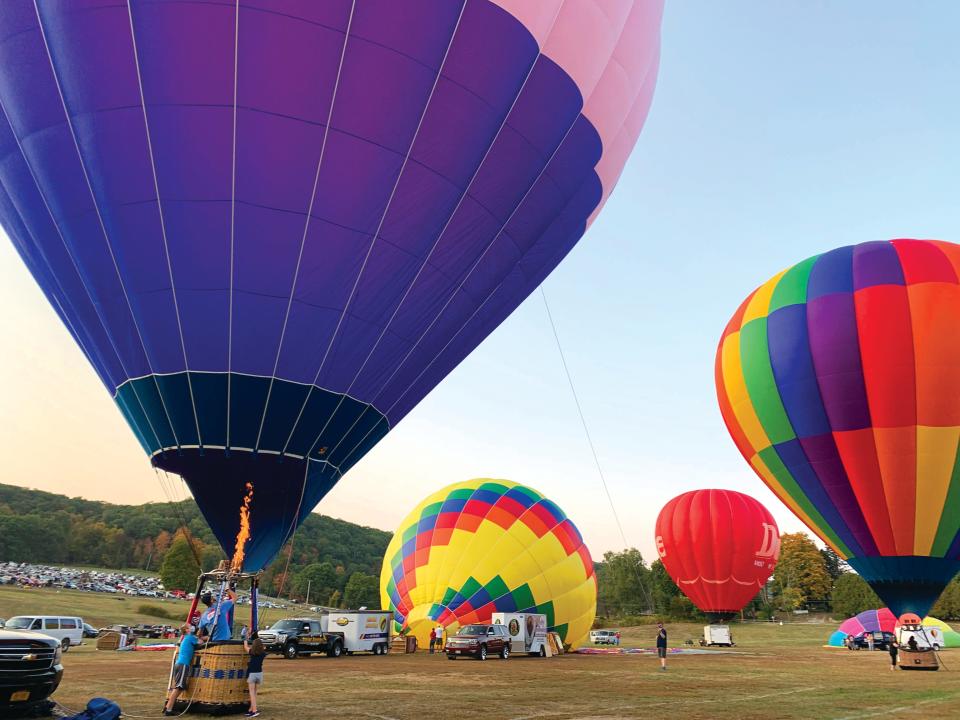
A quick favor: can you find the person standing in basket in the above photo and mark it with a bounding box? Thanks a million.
[656,622,668,671]
[243,628,266,718]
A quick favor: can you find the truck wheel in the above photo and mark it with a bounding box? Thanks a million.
[284,643,299,659]
[328,641,343,658]
[61,638,70,653]
[500,645,510,660]
[478,644,487,661]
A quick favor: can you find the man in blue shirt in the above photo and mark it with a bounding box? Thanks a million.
[164,624,205,715]
[199,589,236,642]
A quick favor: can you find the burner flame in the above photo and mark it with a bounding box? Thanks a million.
[230,482,254,573]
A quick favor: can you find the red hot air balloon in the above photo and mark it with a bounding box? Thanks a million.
[655,489,780,616]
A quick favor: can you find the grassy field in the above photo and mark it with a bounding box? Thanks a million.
[0,585,193,627]
[8,588,960,719]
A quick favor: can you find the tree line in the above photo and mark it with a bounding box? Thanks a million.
[6,483,959,620]
[0,482,390,608]
[597,532,960,622]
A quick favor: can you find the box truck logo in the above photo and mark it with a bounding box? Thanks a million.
[509,619,520,636]
[526,615,535,637]
[380,617,388,631]
[336,616,350,627]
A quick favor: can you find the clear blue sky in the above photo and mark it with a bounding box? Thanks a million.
[2,2,959,564]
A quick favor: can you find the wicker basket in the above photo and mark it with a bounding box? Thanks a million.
[96,632,128,651]
[181,642,250,709]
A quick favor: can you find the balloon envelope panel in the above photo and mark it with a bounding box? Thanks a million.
[716,239,960,616]
[0,1,662,569]
[379,479,596,648]
[655,489,779,613]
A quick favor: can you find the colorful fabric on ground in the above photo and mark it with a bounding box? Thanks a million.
[826,608,958,647]
[716,239,960,616]
[379,478,596,648]
[0,1,662,572]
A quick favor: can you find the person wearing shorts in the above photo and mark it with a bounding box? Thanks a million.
[165,624,203,716]
[656,622,668,671]
[244,630,267,718]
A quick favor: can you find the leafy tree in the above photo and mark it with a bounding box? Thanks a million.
[778,587,805,611]
[649,559,680,615]
[294,562,338,604]
[820,547,848,581]
[161,536,201,591]
[932,577,960,620]
[595,548,652,615]
[831,573,880,618]
[343,572,380,609]
[773,533,831,605]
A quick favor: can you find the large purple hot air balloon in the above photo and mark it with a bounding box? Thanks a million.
[0,0,662,570]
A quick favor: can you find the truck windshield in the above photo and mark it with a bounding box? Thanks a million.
[270,620,302,631]
[5,617,34,629]
[458,625,488,635]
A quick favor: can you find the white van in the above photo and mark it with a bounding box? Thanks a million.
[5,615,84,650]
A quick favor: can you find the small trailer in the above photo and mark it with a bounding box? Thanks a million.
[323,610,392,655]
[700,624,734,647]
[492,612,549,657]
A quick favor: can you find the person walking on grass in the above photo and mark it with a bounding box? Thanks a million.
[243,628,267,718]
[656,622,668,671]
[888,638,899,671]
[164,624,204,716]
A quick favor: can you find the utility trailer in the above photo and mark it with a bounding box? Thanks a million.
[324,610,392,655]
[700,624,734,647]
[492,612,549,657]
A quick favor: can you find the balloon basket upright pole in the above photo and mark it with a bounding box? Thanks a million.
[250,577,259,635]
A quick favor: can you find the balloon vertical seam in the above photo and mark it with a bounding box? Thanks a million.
[251,0,358,456]
[125,0,204,449]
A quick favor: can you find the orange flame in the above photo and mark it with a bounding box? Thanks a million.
[231,482,254,573]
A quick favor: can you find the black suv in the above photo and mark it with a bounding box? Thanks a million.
[258,619,344,659]
[853,631,895,650]
[0,629,63,713]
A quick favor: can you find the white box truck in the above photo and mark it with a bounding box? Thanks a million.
[492,612,549,657]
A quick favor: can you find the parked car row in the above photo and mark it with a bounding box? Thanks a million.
[0,562,169,598]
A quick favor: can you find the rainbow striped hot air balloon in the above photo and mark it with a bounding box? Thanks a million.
[380,479,596,648]
[716,239,960,617]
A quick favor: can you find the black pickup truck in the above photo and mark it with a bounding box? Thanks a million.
[257,618,345,659]
[0,629,63,713]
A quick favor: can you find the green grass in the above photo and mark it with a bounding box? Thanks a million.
[10,588,960,719]
[0,586,193,627]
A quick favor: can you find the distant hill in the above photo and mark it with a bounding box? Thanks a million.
[0,483,392,594]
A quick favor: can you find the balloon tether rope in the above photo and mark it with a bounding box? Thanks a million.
[541,287,654,612]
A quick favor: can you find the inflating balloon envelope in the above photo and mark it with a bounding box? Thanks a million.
[0,1,662,570]
[717,240,960,617]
